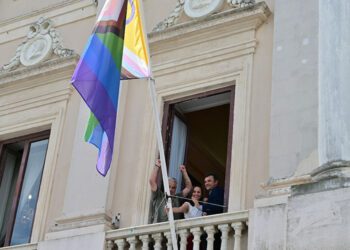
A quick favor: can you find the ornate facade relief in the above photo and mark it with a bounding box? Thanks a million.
[153,0,255,32]
[153,0,185,32]
[184,0,225,19]
[1,17,74,72]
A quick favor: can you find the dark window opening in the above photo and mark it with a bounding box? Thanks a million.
[162,86,235,211]
[0,131,50,247]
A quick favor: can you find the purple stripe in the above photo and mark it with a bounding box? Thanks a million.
[72,60,116,146]
[96,133,112,176]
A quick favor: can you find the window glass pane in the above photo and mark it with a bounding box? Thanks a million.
[168,115,187,193]
[10,139,48,246]
[0,148,21,246]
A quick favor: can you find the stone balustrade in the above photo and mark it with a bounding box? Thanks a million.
[105,211,248,250]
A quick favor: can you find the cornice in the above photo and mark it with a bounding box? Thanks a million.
[153,41,255,78]
[149,2,271,44]
[0,0,97,45]
[51,212,112,233]
[0,55,79,90]
[0,56,78,118]
[0,0,95,27]
[0,55,79,100]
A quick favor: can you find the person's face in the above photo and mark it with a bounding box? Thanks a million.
[204,176,218,191]
[169,180,177,195]
[192,186,202,200]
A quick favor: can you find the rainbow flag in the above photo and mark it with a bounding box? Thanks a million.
[72,0,151,176]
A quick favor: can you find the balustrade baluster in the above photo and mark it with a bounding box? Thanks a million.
[218,224,230,250]
[115,239,126,250]
[127,236,138,250]
[190,227,202,250]
[203,225,216,250]
[140,235,151,250]
[179,229,189,250]
[106,240,115,250]
[152,233,163,250]
[164,231,174,250]
[232,222,244,250]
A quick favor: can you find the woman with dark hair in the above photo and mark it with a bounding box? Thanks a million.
[171,186,203,218]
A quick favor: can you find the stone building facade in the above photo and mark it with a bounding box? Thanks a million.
[0,0,349,249]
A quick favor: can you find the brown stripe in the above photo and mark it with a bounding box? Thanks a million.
[121,68,137,79]
[94,25,124,37]
[93,0,127,38]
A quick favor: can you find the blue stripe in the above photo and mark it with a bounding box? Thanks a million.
[88,122,104,148]
[81,34,121,109]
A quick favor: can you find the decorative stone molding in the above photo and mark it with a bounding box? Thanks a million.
[52,212,113,232]
[227,0,255,7]
[260,175,312,197]
[184,0,225,19]
[153,0,255,31]
[288,161,350,196]
[1,17,74,72]
[311,160,350,182]
[153,0,185,32]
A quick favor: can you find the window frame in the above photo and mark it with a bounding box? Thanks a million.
[0,130,50,247]
[161,86,235,211]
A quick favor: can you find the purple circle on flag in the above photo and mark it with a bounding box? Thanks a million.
[126,0,135,25]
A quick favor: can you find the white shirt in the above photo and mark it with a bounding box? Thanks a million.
[184,202,203,219]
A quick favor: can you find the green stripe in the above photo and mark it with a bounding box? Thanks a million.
[97,33,124,70]
[84,112,99,142]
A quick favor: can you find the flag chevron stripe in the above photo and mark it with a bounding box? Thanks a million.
[94,23,125,37]
[123,54,148,77]
[73,59,117,144]
[121,68,135,79]
[95,20,125,32]
[96,33,124,70]
[81,34,122,108]
[123,47,149,74]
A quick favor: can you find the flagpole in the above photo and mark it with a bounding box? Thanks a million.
[137,0,178,247]
[148,78,178,250]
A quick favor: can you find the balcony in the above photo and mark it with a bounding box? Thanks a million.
[105,210,248,250]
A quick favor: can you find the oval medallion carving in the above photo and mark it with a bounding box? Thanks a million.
[184,0,224,19]
[20,34,53,66]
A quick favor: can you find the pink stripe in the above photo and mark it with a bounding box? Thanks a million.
[98,0,123,22]
[122,54,148,77]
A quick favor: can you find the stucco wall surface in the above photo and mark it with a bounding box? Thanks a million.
[287,187,350,249]
[269,0,319,179]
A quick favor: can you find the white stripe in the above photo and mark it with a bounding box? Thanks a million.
[98,0,123,22]
[122,47,150,76]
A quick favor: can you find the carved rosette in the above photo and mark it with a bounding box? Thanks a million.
[153,0,255,32]
[1,17,74,72]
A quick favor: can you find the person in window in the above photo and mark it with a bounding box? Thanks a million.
[149,159,193,223]
[202,173,224,215]
[168,186,203,219]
